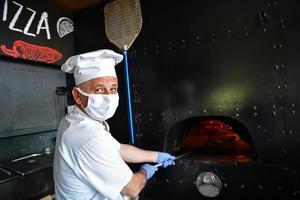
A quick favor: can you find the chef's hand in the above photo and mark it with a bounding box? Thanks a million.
[156,152,176,168]
[141,164,158,180]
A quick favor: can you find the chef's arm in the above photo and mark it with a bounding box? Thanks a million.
[121,170,147,198]
[120,144,158,163]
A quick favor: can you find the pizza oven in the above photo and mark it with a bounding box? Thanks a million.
[164,115,258,163]
[141,115,259,199]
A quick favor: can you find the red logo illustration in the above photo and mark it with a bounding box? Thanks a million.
[0,40,63,64]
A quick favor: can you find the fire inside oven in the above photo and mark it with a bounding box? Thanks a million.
[164,116,258,162]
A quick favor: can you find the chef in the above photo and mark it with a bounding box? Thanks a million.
[54,49,175,200]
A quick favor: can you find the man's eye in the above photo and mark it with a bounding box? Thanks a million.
[111,88,118,92]
[96,88,104,92]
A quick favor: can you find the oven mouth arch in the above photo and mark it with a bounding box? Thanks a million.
[163,115,258,162]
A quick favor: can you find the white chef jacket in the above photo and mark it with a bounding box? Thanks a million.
[54,106,133,200]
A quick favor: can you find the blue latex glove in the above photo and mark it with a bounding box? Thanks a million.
[156,152,176,168]
[141,164,158,180]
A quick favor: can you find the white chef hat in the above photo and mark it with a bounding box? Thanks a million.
[61,49,123,85]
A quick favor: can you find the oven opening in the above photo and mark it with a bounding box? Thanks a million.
[164,116,258,162]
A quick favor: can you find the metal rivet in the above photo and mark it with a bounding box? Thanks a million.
[218,108,222,112]
[254,112,258,116]
[263,129,267,133]
[235,107,239,111]
[224,183,228,187]
[259,185,263,190]
[253,106,257,110]
[235,113,240,117]
[283,150,287,154]
[203,109,207,113]
[165,179,169,183]
[257,125,261,129]
[288,130,293,134]
[179,180,183,184]
[263,28,267,32]
[292,110,296,114]
[274,65,279,69]
[278,186,282,190]
[241,184,245,189]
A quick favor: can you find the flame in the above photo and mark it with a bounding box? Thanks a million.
[179,120,254,162]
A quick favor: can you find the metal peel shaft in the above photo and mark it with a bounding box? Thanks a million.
[154,151,191,168]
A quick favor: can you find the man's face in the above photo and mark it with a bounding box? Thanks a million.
[72,76,118,108]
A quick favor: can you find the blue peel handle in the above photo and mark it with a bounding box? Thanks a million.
[124,51,135,144]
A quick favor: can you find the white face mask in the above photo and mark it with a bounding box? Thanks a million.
[76,88,119,121]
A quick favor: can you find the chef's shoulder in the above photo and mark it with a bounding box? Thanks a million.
[59,111,108,148]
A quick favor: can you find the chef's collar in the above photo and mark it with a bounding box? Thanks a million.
[73,105,110,131]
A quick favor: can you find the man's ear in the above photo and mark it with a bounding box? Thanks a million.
[72,87,81,105]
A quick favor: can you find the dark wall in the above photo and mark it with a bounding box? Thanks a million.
[133,0,283,161]
[0,57,65,160]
